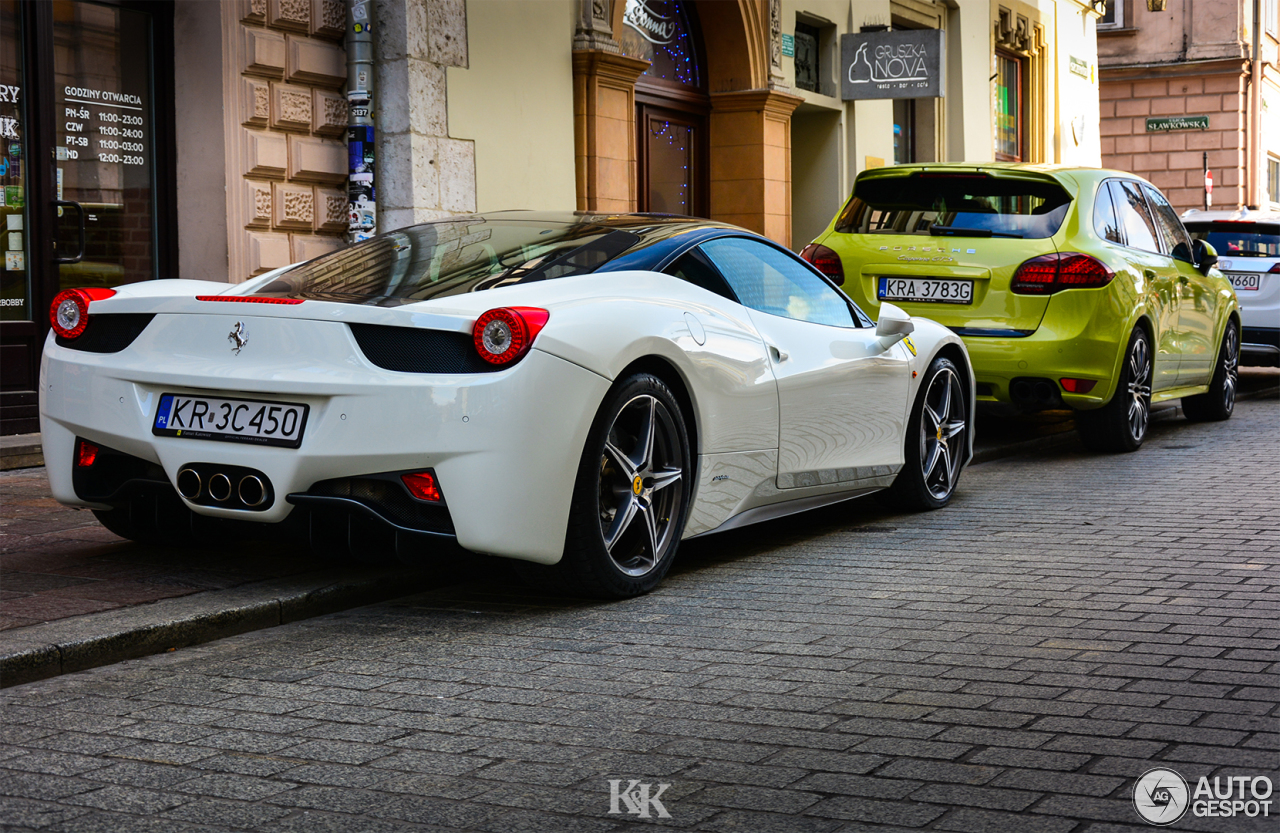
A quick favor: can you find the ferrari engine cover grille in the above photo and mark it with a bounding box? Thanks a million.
[349,323,501,374]
[56,314,156,353]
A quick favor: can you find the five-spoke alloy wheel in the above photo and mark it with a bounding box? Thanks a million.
[558,373,691,598]
[882,355,968,510]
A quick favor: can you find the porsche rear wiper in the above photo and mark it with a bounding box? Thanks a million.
[928,224,1023,239]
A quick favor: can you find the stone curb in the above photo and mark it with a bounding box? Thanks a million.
[0,566,441,688]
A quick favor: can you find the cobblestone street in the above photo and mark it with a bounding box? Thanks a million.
[1,399,1276,833]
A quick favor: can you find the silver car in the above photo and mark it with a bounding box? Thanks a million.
[1182,209,1280,366]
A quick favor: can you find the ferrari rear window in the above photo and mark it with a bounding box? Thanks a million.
[252,220,639,305]
[1185,224,1280,257]
[835,172,1072,239]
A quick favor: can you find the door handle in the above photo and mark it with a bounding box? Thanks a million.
[768,344,788,363]
[54,200,86,264]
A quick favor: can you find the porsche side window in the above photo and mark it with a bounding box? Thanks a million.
[1093,180,1123,244]
[664,250,738,302]
[1114,180,1161,254]
[698,238,855,328]
[1142,184,1195,262]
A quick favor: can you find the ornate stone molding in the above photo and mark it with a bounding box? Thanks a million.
[574,0,620,54]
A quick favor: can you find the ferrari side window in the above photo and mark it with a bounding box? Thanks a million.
[699,237,855,328]
[664,250,738,302]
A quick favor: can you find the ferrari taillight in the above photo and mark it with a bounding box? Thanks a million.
[1011,253,1113,295]
[800,243,845,286]
[75,439,99,468]
[401,471,442,502]
[472,307,549,366]
[50,288,116,339]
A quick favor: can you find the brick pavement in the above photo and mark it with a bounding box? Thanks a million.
[0,398,1276,832]
[0,469,319,631]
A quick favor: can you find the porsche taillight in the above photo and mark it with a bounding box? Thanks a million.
[50,288,116,339]
[800,243,845,285]
[472,307,549,367]
[1011,253,1113,295]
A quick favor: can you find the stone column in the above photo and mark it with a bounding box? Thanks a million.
[374,0,476,230]
[572,51,649,212]
[709,88,803,246]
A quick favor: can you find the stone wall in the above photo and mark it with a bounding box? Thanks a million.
[375,0,477,231]
[222,0,350,280]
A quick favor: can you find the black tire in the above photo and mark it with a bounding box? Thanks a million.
[879,355,968,511]
[1076,327,1152,453]
[1182,320,1238,422]
[542,373,692,599]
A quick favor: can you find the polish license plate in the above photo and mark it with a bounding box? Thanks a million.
[1226,273,1261,291]
[152,393,308,448]
[879,277,974,304]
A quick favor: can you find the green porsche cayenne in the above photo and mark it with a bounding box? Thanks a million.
[802,164,1241,452]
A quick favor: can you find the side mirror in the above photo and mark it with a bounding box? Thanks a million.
[1193,239,1219,274]
[875,302,914,349]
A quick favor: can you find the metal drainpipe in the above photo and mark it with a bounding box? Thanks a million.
[1250,0,1262,209]
[346,0,376,243]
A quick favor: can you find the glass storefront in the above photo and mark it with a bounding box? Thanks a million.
[53,0,157,292]
[1,0,29,323]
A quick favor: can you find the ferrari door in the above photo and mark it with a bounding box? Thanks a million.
[697,237,911,486]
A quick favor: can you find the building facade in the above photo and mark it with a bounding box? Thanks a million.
[1,0,1101,433]
[1099,0,1280,212]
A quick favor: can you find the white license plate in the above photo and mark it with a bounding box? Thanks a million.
[152,393,308,448]
[1227,272,1262,291]
[879,277,974,304]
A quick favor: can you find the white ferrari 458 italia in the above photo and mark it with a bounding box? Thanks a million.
[41,213,974,597]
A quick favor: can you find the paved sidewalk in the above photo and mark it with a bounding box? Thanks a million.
[0,397,1274,832]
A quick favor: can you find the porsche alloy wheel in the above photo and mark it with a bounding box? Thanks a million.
[1077,327,1152,453]
[881,355,967,511]
[1183,321,1238,422]
[558,373,691,598]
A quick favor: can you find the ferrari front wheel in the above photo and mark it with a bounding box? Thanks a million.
[880,355,967,511]
[557,373,691,598]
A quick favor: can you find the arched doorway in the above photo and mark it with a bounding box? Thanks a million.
[618,0,709,217]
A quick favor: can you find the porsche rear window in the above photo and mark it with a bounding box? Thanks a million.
[835,173,1072,239]
[252,220,639,305]
[1185,224,1280,257]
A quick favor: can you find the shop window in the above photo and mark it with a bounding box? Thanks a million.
[1268,0,1278,37]
[794,21,820,93]
[995,52,1025,162]
[1269,156,1280,205]
[893,100,914,165]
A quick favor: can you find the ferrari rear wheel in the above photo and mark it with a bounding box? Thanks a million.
[1076,327,1151,453]
[556,373,691,598]
[880,355,967,511]
[1181,320,1238,422]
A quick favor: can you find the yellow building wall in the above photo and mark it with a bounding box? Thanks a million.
[447,0,578,213]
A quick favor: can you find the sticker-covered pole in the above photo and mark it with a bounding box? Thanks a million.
[346,0,376,243]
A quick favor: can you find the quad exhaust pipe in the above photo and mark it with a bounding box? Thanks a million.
[1010,377,1060,407]
[174,464,272,511]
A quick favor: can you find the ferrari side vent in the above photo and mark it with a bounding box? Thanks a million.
[55,314,156,353]
[349,323,503,374]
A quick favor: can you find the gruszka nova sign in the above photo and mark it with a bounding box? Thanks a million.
[841,29,946,100]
